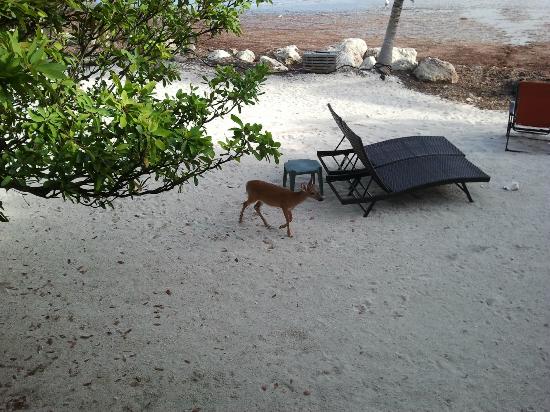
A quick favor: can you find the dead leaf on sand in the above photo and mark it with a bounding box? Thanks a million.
[5,395,28,410]
[25,364,46,377]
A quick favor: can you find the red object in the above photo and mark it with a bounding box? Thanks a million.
[506,81,550,151]
[515,81,550,128]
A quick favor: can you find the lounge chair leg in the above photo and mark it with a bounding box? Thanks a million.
[363,201,376,217]
[348,178,360,196]
[457,183,473,203]
[504,116,524,152]
[505,119,512,151]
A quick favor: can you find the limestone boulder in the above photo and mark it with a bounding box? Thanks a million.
[259,56,288,73]
[207,49,232,63]
[236,49,256,63]
[274,45,302,65]
[360,56,377,70]
[328,38,368,69]
[414,57,459,83]
[366,47,417,71]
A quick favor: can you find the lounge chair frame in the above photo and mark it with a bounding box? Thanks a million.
[318,104,490,217]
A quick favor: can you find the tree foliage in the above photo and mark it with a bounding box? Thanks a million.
[0,0,280,221]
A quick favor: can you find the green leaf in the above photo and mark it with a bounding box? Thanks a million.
[35,62,66,79]
[94,177,103,192]
[29,47,45,65]
[154,139,166,150]
[10,31,21,55]
[231,114,243,127]
[152,127,170,137]
[1,176,13,187]
[28,111,44,122]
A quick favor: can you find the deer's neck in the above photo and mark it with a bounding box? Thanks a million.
[288,190,309,208]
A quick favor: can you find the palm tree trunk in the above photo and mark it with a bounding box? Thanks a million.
[376,0,405,78]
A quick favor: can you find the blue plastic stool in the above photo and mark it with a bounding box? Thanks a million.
[283,159,323,195]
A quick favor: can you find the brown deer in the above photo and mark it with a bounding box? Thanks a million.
[239,179,323,237]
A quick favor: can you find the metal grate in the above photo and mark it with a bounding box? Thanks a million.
[303,51,337,74]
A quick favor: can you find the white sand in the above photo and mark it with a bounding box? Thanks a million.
[1,67,549,411]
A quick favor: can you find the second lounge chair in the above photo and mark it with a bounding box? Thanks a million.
[506,80,550,151]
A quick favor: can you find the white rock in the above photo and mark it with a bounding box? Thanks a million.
[328,38,368,69]
[236,49,256,63]
[259,56,288,73]
[230,48,239,56]
[414,57,459,83]
[165,39,177,52]
[360,56,377,70]
[172,54,187,63]
[503,182,520,191]
[274,45,302,65]
[207,49,232,63]
[367,47,418,71]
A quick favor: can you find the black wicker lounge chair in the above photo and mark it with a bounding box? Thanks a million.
[326,104,466,171]
[318,104,490,217]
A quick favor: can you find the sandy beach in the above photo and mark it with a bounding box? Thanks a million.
[1,62,550,410]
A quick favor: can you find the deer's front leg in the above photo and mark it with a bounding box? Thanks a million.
[279,210,293,229]
[281,208,292,237]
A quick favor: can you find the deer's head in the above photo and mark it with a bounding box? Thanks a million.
[300,180,324,201]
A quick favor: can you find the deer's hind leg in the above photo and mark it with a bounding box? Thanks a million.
[254,201,271,228]
[239,198,254,223]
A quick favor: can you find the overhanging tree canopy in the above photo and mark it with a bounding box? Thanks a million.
[0,0,280,222]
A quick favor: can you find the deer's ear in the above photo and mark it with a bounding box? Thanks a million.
[300,183,307,191]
